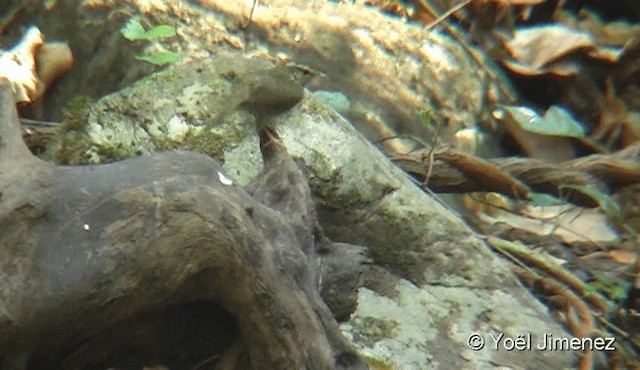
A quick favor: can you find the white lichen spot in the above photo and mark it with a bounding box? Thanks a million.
[218,171,233,186]
[166,115,191,141]
[83,223,90,231]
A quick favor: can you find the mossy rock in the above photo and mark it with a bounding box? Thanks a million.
[44,54,301,165]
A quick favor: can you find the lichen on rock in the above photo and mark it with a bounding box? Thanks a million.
[44,55,283,164]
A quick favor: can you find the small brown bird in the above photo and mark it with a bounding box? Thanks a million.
[240,65,305,121]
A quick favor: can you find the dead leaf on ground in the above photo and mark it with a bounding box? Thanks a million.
[505,24,594,68]
[0,26,74,104]
[501,24,595,76]
[493,104,581,161]
[593,78,640,148]
[0,26,43,103]
[478,203,619,244]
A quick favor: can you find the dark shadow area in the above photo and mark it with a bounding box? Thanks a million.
[26,300,236,370]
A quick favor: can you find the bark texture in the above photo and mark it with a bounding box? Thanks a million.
[0,80,368,370]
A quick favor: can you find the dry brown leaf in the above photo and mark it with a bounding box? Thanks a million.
[586,45,624,63]
[504,24,595,70]
[479,205,619,244]
[0,26,74,104]
[501,57,581,76]
[35,42,74,102]
[606,250,638,265]
[493,107,577,161]
[0,26,43,103]
[592,78,640,147]
[557,8,640,47]
[500,10,634,77]
[579,250,638,265]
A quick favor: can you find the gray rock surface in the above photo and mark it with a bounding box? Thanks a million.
[7,0,577,368]
[44,54,575,369]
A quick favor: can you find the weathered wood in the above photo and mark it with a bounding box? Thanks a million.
[0,79,368,369]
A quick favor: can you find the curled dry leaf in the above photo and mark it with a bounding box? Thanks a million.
[35,42,74,102]
[0,26,43,103]
[500,21,628,77]
[0,26,74,104]
[499,24,623,76]
[505,24,594,69]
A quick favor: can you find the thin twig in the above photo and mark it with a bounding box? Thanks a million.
[19,118,60,127]
[191,354,219,370]
[241,0,259,29]
[415,0,517,103]
[424,0,472,30]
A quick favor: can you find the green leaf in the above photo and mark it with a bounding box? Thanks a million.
[590,271,630,301]
[135,51,182,65]
[560,184,620,215]
[502,104,585,138]
[529,192,565,206]
[583,283,597,297]
[419,110,433,129]
[122,19,176,41]
[142,25,176,40]
[121,19,147,41]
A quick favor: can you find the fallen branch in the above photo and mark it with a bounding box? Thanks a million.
[392,145,640,207]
